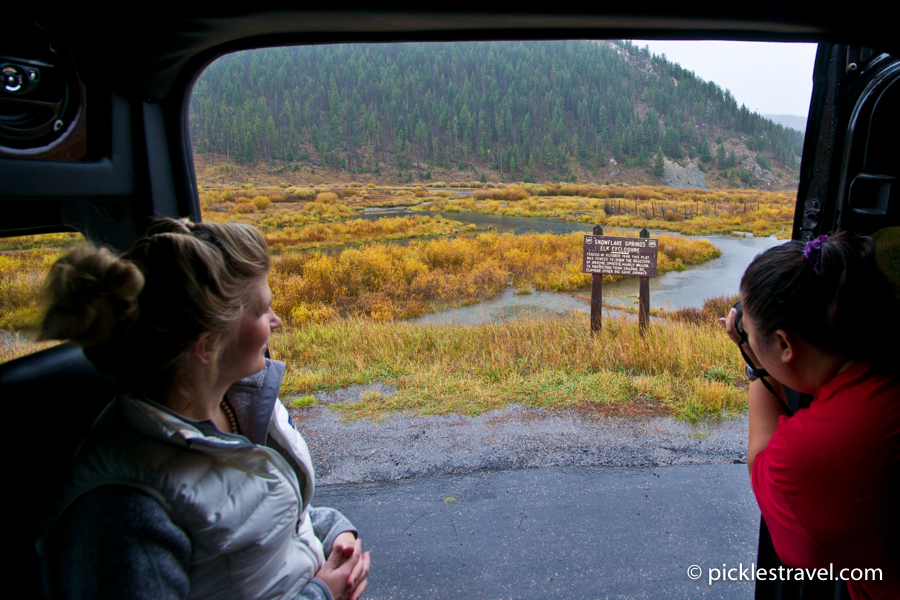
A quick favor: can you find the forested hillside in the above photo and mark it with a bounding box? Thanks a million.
[189,40,803,186]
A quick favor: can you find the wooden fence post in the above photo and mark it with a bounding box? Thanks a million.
[639,227,650,335]
[590,224,603,334]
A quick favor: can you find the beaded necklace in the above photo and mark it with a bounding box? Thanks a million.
[220,399,241,435]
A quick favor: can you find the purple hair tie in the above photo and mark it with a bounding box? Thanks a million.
[803,234,828,276]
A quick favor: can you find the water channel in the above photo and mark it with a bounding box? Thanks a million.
[356,206,782,325]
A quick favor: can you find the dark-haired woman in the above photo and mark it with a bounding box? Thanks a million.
[722,231,899,600]
[36,218,370,600]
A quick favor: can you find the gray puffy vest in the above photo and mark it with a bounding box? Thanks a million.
[41,360,326,600]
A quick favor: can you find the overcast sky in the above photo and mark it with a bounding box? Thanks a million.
[632,41,818,118]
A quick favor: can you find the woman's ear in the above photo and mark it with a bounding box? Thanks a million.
[193,332,215,365]
[773,329,795,364]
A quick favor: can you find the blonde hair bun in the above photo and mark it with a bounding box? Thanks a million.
[40,246,144,347]
[38,218,270,394]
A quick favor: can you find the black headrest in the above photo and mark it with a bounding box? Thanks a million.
[1,343,115,600]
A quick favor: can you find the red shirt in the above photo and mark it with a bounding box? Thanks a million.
[752,362,900,599]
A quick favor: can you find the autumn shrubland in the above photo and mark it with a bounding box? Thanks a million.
[197,182,795,241]
[0,221,718,332]
[269,230,720,324]
[0,183,749,422]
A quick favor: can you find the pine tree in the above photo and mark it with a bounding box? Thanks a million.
[699,137,713,163]
[653,148,665,177]
[663,127,682,159]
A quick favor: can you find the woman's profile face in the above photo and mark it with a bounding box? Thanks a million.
[217,275,282,385]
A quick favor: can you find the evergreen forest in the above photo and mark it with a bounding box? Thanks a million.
[189,40,804,183]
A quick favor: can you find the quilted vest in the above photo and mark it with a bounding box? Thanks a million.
[42,360,325,600]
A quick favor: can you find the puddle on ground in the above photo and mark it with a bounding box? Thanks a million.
[407,286,650,326]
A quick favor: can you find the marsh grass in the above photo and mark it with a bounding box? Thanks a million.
[201,183,793,240]
[0,329,58,364]
[270,312,746,423]
[0,249,64,329]
[0,231,83,251]
[261,216,472,252]
[202,198,471,251]
[414,186,794,239]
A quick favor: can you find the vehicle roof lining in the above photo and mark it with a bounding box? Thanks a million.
[24,8,895,103]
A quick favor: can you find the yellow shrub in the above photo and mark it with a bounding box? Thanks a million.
[252,196,272,210]
[286,187,315,199]
[315,192,339,204]
[288,303,337,325]
[232,202,256,214]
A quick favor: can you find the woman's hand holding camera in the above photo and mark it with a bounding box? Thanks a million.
[721,306,762,369]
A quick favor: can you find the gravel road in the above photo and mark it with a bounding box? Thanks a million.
[290,390,758,599]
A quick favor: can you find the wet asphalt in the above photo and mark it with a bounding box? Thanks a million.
[290,388,759,599]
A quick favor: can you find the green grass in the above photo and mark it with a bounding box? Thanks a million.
[288,394,318,408]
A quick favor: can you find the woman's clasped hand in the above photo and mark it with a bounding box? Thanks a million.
[317,532,372,600]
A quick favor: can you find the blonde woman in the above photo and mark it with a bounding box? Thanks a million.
[37,218,370,600]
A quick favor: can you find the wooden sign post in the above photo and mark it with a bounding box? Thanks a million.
[582,226,659,336]
[638,227,650,335]
[590,225,603,333]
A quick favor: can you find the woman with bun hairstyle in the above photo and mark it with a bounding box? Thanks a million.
[722,231,899,599]
[36,218,370,600]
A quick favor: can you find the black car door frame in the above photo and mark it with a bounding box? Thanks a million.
[761,42,899,600]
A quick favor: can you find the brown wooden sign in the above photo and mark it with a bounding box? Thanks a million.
[582,235,659,278]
